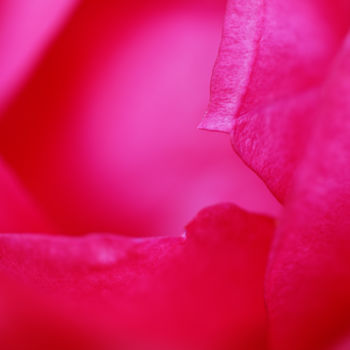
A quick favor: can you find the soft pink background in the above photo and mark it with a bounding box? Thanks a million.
[0,0,280,236]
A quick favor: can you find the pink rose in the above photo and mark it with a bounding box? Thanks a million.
[0,0,349,349]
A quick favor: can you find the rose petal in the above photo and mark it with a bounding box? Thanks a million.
[201,0,350,201]
[266,33,350,349]
[0,204,275,349]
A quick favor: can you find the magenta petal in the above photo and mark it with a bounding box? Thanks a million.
[0,204,275,349]
[201,0,350,201]
[230,88,320,201]
[266,34,350,350]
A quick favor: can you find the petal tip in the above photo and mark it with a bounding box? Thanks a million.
[198,111,232,133]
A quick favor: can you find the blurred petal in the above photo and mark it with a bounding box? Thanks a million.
[0,0,279,236]
[332,337,350,350]
[0,0,79,112]
[0,204,275,349]
[201,0,350,201]
[266,34,350,350]
[0,157,53,233]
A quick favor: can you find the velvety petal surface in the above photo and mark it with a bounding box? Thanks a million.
[0,0,279,236]
[266,33,350,350]
[0,204,275,349]
[201,0,350,201]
